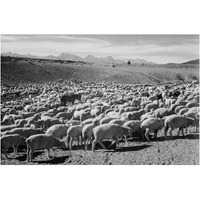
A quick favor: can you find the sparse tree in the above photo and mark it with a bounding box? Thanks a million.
[127,60,131,65]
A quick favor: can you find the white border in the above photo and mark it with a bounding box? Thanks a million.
[0,1,199,200]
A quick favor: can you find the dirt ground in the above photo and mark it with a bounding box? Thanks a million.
[1,127,199,165]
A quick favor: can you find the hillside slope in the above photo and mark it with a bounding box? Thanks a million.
[1,56,199,85]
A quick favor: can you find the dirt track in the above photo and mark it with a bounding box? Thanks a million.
[1,128,199,165]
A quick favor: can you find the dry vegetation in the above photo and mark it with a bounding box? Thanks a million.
[1,56,199,85]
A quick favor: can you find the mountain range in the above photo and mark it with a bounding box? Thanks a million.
[1,52,157,65]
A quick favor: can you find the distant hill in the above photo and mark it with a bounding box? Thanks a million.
[84,55,120,63]
[1,52,40,59]
[1,52,199,66]
[182,59,199,65]
[1,52,155,64]
[127,58,157,65]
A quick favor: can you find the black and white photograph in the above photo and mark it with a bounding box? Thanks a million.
[1,34,199,165]
[0,1,200,200]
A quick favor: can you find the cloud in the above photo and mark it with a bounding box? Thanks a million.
[1,35,199,63]
[1,35,111,45]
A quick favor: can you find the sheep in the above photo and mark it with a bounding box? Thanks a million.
[73,110,91,122]
[164,114,195,138]
[140,110,155,122]
[101,104,110,113]
[140,117,164,141]
[123,120,142,139]
[184,112,199,132]
[165,98,173,108]
[100,117,117,124]
[106,111,120,117]
[140,100,152,109]
[3,127,43,138]
[26,134,67,162]
[55,111,74,120]
[92,124,131,151]
[154,107,175,118]
[186,102,199,108]
[175,106,186,114]
[178,108,190,115]
[45,124,69,139]
[25,119,43,128]
[41,117,61,128]
[82,119,99,150]
[1,134,26,159]
[129,109,145,120]
[170,104,180,111]
[1,116,14,125]
[187,107,199,114]
[132,99,141,107]
[109,118,127,126]
[66,124,84,150]
[90,108,101,117]
[81,118,95,126]
[123,106,140,112]
[67,119,81,126]
[1,119,27,132]
[144,102,159,113]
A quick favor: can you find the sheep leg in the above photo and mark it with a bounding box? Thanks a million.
[145,129,151,142]
[140,130,146,141]
[154,129,158,139]
[168,128,173,138]
[29,150,34,162]
[177,128,181,136]
[185,126,188,134]
[83,138,87,150]
[66,136,70,149]
[123,134,128,143]
[13,146,18,155]
[99,140,107,149]
[47,148,52,159]
[115,138,120,148]
[4,148,9,159]
[26,145,30,162]
[92,140,98,152]
[164,125,169,139]
[80,136,83,145]
[69,137,74,150]
[77,136,80,146]
[181,127,185,136]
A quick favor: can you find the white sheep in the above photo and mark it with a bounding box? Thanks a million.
[100,117,117,124]
[123,120,142,139]
[26,134,67,162]
[45,124,69,139]
[154,107,175,118]
[2,127,43,138]
[92,124,131,151]
[82,119,99,150]
[140,117,164,141]
[66,124,84,150]
[164,114,195,138]
[144,102,159,112]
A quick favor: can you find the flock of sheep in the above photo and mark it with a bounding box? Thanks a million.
[1,79,199,163]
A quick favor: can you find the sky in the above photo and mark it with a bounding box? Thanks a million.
[1,34,199,64]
